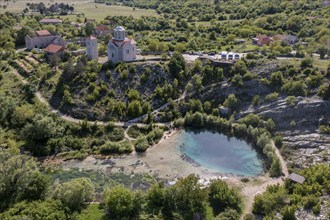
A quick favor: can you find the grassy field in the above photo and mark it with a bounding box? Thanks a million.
[0,0,158,21]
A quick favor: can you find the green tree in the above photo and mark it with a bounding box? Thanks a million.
[318,46,328,59]
[127,89,141,101]
[0,152,49,211]
[270,71,284,88]
[49,54,60,68]
[163,175,208,219]
[223,94,240,111]
[174,42,186,52]
[231,60,247,76]
[168,52,186,79]
[147,183,165,214]
[300,57,313,69]
[54,177,94,211]
[208,179,241,215]
[215,208,240,220]
[252,95,260,106]
[16,26,34,46]
[282,206,296,220]
[11,104,34,127]
[104,185,141,219]
[84,22,95,36]
[0,200,66,220]
[128,100,143,118]
[318,83,330,100]
[22,115,65,156]
[135,136,149,152]
[269,158,282,177]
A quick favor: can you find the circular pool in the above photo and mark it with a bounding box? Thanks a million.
[177,129,264,176]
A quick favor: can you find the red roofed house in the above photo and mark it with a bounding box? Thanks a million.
[95,25,112,37]
[107,26,136,63]
[39,18,62,25]
[25,30,66,50]
[44,44,65,57]
[252,35,273,46]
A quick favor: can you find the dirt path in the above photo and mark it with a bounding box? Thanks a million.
[238,140,288,218]
[237,176,284,219]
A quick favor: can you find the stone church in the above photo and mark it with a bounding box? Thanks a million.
[107,26,137,63]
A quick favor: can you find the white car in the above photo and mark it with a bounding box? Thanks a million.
[228,52,234,60]
[221,51,227,60]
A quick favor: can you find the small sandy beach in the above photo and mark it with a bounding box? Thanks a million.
[59,129,232,181]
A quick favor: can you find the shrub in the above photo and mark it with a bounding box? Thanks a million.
[274,135,283,148]
[265,92,279,102]
[135,136,149,152]
[286,96,297,107]
[223,94,240,111]
[270,71,284,87]
[319,125,330,134]
[318,83,330,100]
[100,142,132,154]
[269,158,282,177]
[108,127,125,142]
[282,81,306,96]
[146,127,164,145]
[252,95,261,106]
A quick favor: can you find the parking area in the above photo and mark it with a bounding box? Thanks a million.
[183,52,246,63]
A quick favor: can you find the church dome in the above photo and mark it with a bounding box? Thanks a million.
[113,26,126,41]
[114,26,125,32]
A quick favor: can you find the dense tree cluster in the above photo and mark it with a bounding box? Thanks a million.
[252,164,330,219]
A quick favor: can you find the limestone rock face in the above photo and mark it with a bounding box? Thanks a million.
[251,97,330,132]
[239,96,330,168]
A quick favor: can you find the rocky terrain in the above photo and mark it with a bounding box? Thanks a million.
[43,62,181,121]
[194,60,330,169]
[242,96,330,168]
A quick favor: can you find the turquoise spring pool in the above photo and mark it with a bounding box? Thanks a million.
[176,129,264,176]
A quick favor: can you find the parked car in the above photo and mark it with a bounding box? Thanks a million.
[221,51,227,60]
[208,52,216,56]
[234,53,240,59]
[228,52,234,60]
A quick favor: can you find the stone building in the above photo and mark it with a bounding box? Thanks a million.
[25,30,65,50]
[39,18,62,25]
[86,36,98,60]
[107,26,136,63]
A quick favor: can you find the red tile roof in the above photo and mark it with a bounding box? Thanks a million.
[44,44,65,54]
[36,30,52,37]
[96,25,110,31]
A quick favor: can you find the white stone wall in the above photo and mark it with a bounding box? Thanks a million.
[25,35,66,50]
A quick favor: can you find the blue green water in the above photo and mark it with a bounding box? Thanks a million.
[177,129,264,176]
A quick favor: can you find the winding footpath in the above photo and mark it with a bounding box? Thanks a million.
[239,140,288,218]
